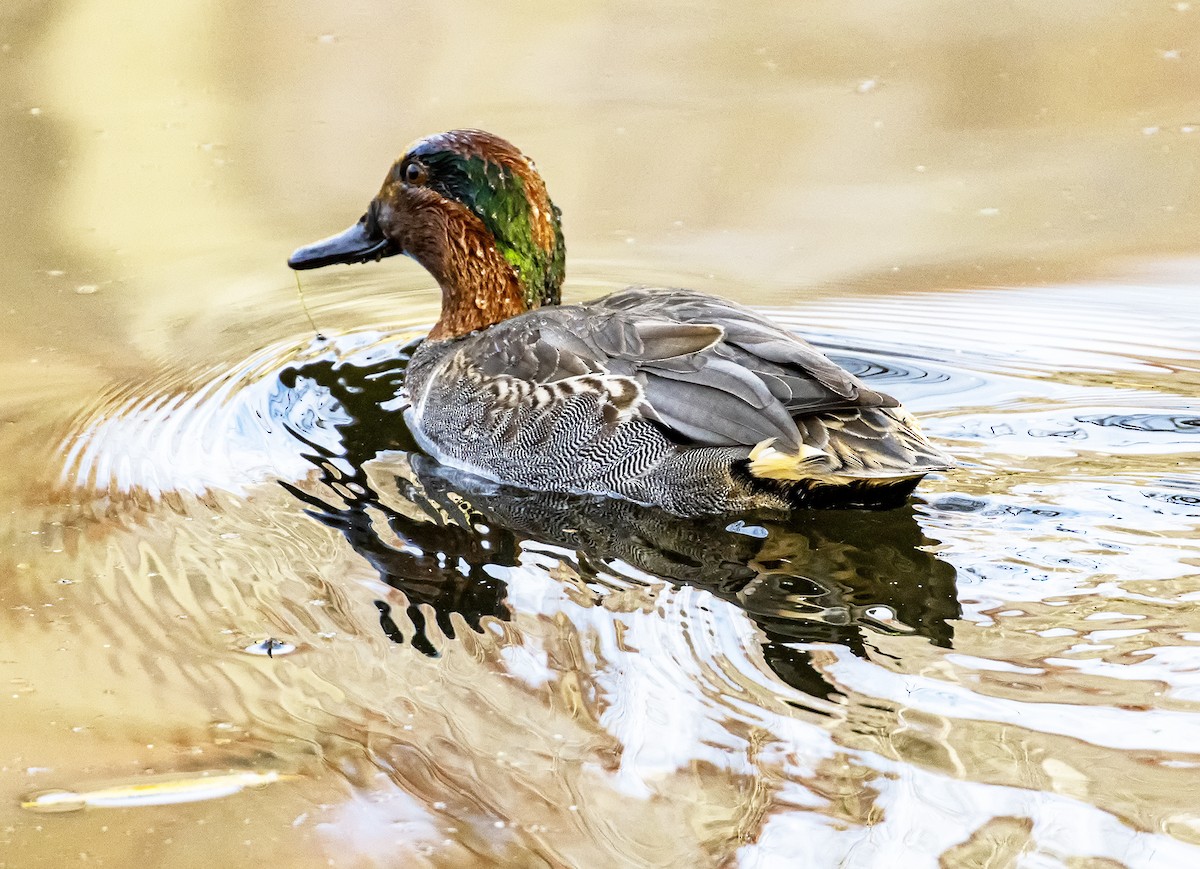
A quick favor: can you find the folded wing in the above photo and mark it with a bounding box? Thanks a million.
[472,286,898,453]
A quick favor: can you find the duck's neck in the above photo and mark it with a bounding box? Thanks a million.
[423,216,533,341]
[428,264,529,341]
[421,201,565,341]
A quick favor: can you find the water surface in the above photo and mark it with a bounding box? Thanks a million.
[3,2,1200,867]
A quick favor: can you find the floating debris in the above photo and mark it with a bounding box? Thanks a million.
[21,769,294,813]
[244,637,296,658]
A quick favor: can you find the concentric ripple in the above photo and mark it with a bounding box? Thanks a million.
[16,279,1200,866]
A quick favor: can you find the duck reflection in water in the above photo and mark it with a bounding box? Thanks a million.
[276,343,958,703]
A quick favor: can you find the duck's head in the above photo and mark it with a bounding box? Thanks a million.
[288,129,565,339]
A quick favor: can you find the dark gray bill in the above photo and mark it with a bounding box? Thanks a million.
[287,218,401,270]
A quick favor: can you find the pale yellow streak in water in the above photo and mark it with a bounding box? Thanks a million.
[21,771,297,813]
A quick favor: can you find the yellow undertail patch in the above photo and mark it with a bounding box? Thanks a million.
[747,437,927,488]
[747,438,832,481]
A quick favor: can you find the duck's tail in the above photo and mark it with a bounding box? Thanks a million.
[740,407,953,509]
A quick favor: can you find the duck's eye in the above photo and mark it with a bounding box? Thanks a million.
[404,161,427,185]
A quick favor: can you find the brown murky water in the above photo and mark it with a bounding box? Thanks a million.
[3,1,1200,866]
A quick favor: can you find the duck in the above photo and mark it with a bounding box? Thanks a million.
[287,129,951,515]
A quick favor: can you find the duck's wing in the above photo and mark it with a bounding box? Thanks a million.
[471,287,897,453]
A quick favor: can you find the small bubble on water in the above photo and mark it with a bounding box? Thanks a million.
[74,285,99,295]
[1142,126,1160,136]
[1160,49,1181,60]
[317,33,337,44]
[856,78,878,94]
[978,207,1000,217]
[1176,1,1191,9]
[29,107,41,116]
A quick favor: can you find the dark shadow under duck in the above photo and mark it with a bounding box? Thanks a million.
[288,129,952,514]
[275,348,959,703]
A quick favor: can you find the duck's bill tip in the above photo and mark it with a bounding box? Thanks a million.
[287,222,400,270]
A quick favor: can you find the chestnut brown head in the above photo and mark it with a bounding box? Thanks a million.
[288,130,566,315]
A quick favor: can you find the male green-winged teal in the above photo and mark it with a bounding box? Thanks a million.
[288,129,951,515]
